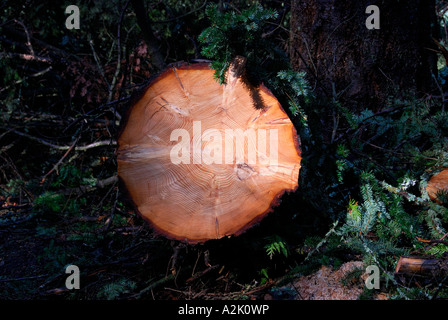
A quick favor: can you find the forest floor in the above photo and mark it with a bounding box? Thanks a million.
[0,200,384,300]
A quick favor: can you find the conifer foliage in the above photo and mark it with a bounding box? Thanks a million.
[199,3,310,121]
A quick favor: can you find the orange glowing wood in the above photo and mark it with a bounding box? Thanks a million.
[117,61,301,243]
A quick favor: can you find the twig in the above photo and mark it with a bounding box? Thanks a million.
[94,176,119,188]
[0,66,52,94]
[6,129,116,151]
[304,219,339,262]
[417,233,448,247]
[0,153,34,201]
[292,47,330,98]
[40,136,80,183]
[2,25,81,62]
[99,186,120,233]
[12,19,34,55]
[0,52,51,63]
[73,140,117,151]
[191,250,202,276]
[262,8,288,38]
[89,38,111,90]
[107,0,130,103]
[186,264,219,284]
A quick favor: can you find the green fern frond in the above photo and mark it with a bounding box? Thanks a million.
[426,243,448,258]
[264,235,288,259]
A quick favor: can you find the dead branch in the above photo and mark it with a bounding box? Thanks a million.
[2,25,81,62]
[0,52,51,63]
[107,0,130,103]
[6,129,116,151]
[11,19,34,55]
[0,66,53,94]
[186,264,219,284]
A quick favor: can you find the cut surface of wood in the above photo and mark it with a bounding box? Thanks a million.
[426,168,448,203]
[117,62,301,243]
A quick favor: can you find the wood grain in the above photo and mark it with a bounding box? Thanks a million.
[118,62,301,243]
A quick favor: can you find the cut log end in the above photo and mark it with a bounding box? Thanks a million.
[117,62,301,243]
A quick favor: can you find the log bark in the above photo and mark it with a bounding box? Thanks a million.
[117,61,301,243]
[395,255,448,278]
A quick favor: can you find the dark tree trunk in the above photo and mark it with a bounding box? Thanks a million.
[289,0,439,111]
[131,0,166,72]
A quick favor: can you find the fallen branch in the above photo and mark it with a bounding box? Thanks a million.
[7,129,116,151]
[62,96,130,133]
[304,219,339,262]
[0,52,51,63]
[74,140,117,151]
[0,66,53,94]
[106,0,130,103]
[186,264,219,284]
[12,19,34,55]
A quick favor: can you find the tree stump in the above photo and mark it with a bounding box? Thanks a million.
[117,61,301,243]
